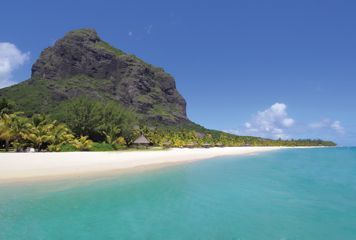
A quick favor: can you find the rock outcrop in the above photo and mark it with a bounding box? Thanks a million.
[0,29,189,124]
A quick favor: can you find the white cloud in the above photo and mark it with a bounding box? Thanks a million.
[282,118,295,127]
[128,31,133,37]
[242,103,295,139]
[310,118,345,134]
[331,121,344,133]
[224,103,345,143]
[0,42,29,88]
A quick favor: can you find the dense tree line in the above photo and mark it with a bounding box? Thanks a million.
[0,98,336,152]
[138,128,336,148]
[0,112,75,152]
[55,97,137,146]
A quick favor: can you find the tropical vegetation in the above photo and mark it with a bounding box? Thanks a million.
[0,98,336,152]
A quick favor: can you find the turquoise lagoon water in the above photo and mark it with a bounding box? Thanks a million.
[0,148,356,239]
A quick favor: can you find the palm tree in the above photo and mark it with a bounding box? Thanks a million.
[72,136,93,151]
[10,114,29,151]
[23,122,52,152]
[47,123,74,152]
[21,115,73,152]
[101,125,121,146]
[0,114,15,151]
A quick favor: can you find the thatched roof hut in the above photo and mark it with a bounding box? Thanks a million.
[133,135,151,145]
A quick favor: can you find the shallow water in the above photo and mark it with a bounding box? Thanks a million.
[1,148,356,239]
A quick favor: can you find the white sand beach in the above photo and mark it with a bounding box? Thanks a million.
[0,147,288,182]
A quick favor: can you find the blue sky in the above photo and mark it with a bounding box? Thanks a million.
[0,0,355,145]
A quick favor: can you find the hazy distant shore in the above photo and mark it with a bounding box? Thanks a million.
[0,147,312,182]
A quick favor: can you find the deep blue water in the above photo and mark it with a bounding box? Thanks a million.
[1,148,356,239]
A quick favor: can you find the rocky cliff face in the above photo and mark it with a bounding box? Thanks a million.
[0,29,189,124]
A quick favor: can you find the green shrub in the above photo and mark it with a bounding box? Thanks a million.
[60,143,78,152]
[91,142,115,151]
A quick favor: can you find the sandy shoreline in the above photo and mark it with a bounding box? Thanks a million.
[0,147,293,182]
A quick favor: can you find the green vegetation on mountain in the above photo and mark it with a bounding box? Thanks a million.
[0,29,336,151]
[0,28,188,125]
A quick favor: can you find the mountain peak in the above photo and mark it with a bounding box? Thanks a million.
[67,28,98,36]
[1,29,189,125]
[64,28,100,42]
[31,28,122,80]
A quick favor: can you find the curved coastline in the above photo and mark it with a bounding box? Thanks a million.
[0,147,309,182]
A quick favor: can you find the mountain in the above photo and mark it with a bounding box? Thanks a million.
[0,29,191,126]
[0,29,337,146]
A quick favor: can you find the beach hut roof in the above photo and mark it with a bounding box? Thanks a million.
[133,135,151,144]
